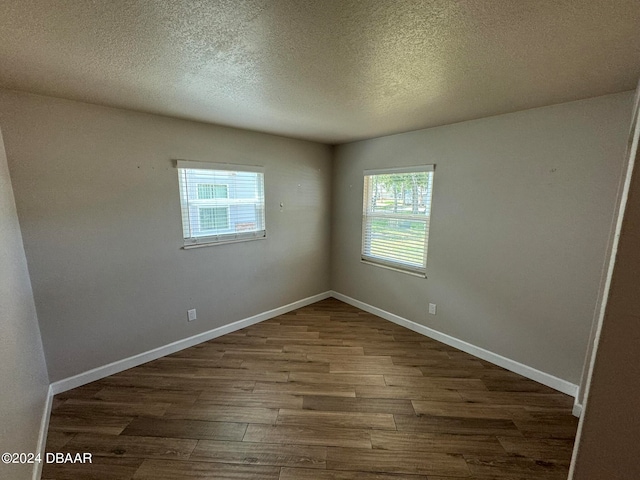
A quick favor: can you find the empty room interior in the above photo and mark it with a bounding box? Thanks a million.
[1,1,640,479]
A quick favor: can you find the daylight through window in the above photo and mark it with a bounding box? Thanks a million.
[176,161,265,248]
[362,166,434,276]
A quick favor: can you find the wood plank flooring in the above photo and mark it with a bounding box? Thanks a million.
[42,298,577,479]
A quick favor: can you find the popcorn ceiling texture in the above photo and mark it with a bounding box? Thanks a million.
[0,0,639,143]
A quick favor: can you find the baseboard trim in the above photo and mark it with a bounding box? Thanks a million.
[32,385,53,480]
[47,289,578,398]
[331,291,579,398]
[50,291,332,395]
[572,402,583,418]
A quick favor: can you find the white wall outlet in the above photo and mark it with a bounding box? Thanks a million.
[187,309,197,322]
[428,303,437,315]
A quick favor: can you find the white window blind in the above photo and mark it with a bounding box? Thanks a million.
[362,165,434,276]
[176,160,266,248]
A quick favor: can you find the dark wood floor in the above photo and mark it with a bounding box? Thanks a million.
[43,298,577,479]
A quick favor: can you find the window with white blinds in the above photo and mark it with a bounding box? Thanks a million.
[362,165,434,276]
[176,160,266,248]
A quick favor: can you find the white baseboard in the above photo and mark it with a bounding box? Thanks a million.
[47,288,577,402]
[32,385,53,480]
[50,291,331,395]
[331,291,579,398]
[572,402,583,418]
[572,384,583,418]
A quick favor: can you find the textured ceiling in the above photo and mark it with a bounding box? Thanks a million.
[0,0,639,143]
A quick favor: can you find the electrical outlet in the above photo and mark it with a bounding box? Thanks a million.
[428,303,437,315]
[187,309,197,322]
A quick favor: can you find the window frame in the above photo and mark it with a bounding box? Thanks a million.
[176,160,266,249]
[361,165,435,277]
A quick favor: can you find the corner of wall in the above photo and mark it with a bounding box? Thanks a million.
[0,124,51,480]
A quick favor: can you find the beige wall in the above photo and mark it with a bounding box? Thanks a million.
[0,85,632,414]
[331,92,633,385]
[570,92,640,479]
[0,126,49,479]
[0,90,332,382]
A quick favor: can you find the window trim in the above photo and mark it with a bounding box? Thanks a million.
[175,160,266,249]
[361,165,435,277]
[177,160,264,174]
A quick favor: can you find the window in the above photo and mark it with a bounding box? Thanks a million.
[197,183,228,200]
[362,165,434,276]
[176,160,266,248]
[198,206,229,231]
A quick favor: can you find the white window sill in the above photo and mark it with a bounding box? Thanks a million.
[360,258,427,278]
[182,235,266,249]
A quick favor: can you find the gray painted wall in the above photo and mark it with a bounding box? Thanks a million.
[331,92,633,385]
[0,90,332,382]
[0,126,49,479]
